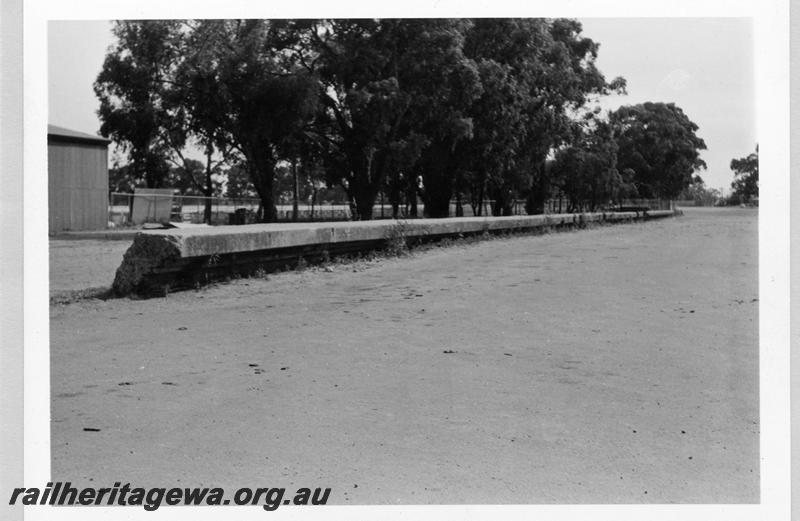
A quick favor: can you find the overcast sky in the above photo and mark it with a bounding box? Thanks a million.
[48,18,755,193]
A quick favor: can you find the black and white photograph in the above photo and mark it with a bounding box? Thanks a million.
[1,0,793,519]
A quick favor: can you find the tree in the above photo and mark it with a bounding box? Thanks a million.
[407,21,482,218]
[97,20,242,222]
[108,151,138,194]
[459,19,625,216]
[523,19,626,214]
[165,158,223,197]
[223,164,257,199]
[165,30,233,223]
[730,145,759,204]
[551,115,631,211]
[178,20,319,222]
[610,102,707,199]
[678,175,721,206]
[94,21,185,188]
[302,19,480,220]
[96,18,627,223]
[456,55,527,216]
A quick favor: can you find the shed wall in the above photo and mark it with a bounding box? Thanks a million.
[48,140,108,232]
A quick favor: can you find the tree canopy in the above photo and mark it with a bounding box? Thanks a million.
[296,19,482,219]
[455,19,625,216]
[551,115,636,212]
[610,102,707,199]
[94,20,185,188]
[176,20,320,221]
[729,145,758,204]
[96,19,708,222]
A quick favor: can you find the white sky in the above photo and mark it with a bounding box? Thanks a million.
[48,18,756,193]
[579,18,755,194]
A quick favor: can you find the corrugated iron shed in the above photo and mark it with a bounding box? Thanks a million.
[48,124,110,233]
[47,124,111,146]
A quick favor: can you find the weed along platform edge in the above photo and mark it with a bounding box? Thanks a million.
[111,210,676,297]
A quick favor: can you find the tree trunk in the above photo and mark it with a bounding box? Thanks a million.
[203,150,213,224]
[249,162,277,223]
[408,179,418,218]
[526,181,547,215]
[254,185,277,222]
[469,191,479,217]
[491,196,502,217]
[353,189,376,220]
[343,169,374,221]
[488,180,514,217]
[421,168,452,217]
[291,158,299,222]
[387,172,402,219]
[455,173,463,217]
[346,151,381,220]
[424,190,452,218]
[525,160,550,215]
[419,144,454,218]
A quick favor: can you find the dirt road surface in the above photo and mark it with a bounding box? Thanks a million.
[50,207,758,503]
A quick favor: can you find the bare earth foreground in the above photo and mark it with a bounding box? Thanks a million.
[50,207,758,504]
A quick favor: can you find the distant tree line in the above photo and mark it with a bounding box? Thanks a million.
[96,19,708,222]
[727,145,758,205]
[677,175,722,207]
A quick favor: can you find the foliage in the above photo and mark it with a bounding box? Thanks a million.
[298,19,480,220]
[165,158,224,197]
[176,20,320,222]
[459,19,625,216]
[678,175,721,206]
[96,18,645,222]
[729,145,759,204]
[94,21,185,188]
[551,115,635,211]
[223,164,257,199]
[406,20,482,218]
[108,151,138,193]
[95,20,229,223]
[384,221,411,256]
[610,102,707,199]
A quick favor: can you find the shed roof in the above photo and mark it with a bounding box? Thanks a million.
[48,124,111,146]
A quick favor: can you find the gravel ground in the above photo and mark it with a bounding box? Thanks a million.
[50,207,758,504]
[49,239,130,294]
